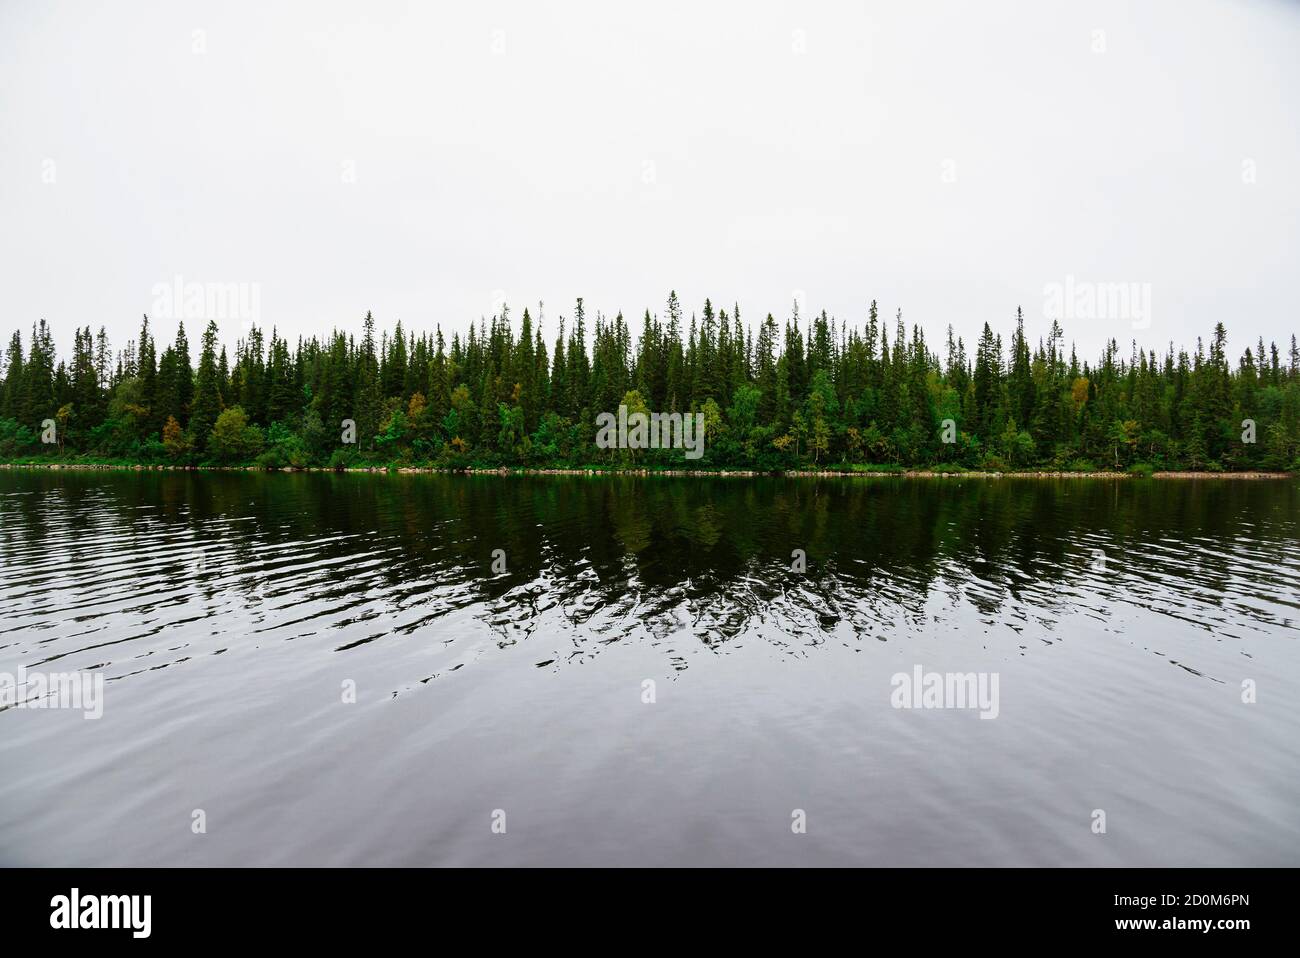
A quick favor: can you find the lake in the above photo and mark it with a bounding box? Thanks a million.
[1,471,1297,866]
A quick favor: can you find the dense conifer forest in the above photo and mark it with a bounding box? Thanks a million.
[2,293,1297,472]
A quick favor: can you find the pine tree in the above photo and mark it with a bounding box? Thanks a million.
[2,330,25,420]
[356,312,382,449]
[189,320,222,452]
[23,320,56,427]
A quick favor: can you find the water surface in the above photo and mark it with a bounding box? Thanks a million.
[1,472,1297,865]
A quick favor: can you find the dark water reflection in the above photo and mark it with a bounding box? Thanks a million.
[1,472,1298,865]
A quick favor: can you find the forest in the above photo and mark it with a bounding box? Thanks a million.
[1,293,1297,473]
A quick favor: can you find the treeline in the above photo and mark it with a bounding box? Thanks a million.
[2,293,1298,472]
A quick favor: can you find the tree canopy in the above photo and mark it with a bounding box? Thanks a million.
[2,299,1297,473]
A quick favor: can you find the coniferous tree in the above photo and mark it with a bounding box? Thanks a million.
[189,321,222,451]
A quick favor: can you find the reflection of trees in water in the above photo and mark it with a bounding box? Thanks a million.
[2,473,1296,656]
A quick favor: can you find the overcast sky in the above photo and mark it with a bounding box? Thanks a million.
[2,0,1298,363]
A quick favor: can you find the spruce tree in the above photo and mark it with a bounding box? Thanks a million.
[189,320,222,452]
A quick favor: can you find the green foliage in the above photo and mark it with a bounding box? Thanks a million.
[1,299,1296,473]
[0,417,36,456]
[255,421,311,468]
[846,462,905,474]
[327,446,358,471]
[207,406,264,463]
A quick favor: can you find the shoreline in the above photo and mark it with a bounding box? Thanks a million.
[0,462,1292,480]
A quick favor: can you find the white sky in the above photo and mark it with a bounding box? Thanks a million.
[2,0,1298,362]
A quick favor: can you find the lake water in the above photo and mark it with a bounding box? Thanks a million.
[1,471,1297,866]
